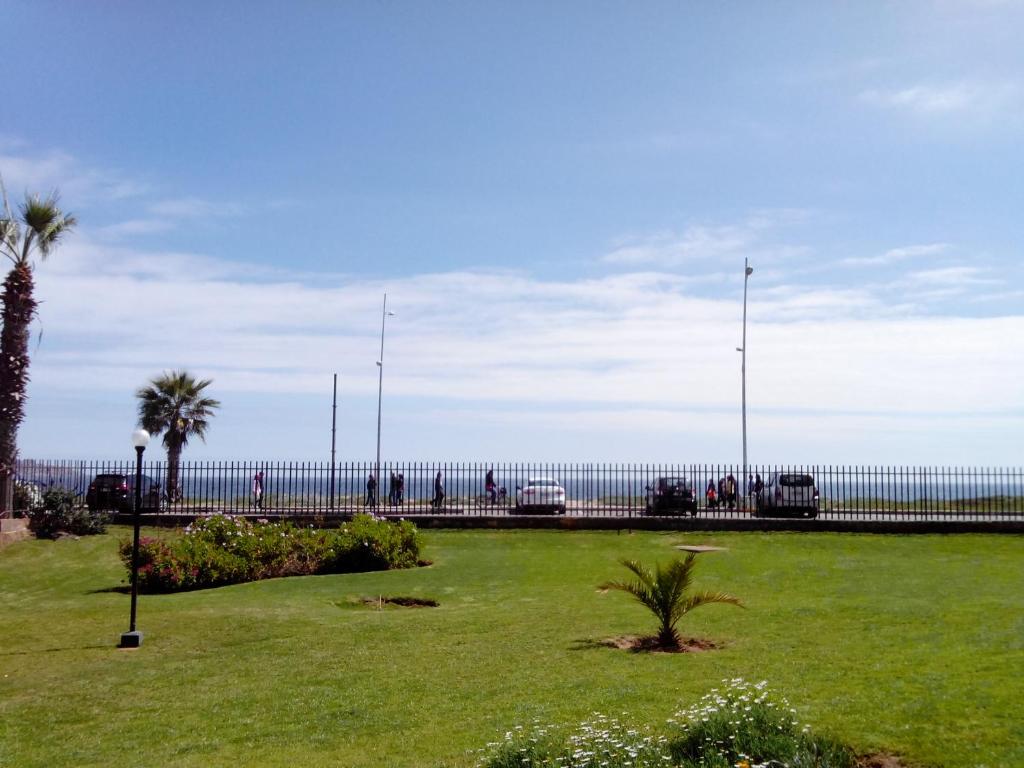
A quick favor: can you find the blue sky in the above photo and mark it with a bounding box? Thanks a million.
[2,1,1022,464]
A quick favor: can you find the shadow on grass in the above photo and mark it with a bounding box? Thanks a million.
[0,644,113,657]
[88,585,131,594]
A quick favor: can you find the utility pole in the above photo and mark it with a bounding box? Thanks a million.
[740,258,754,505]
[375,293,395,502]
[330,373,337,511]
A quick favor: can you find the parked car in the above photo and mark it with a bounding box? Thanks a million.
[514,477,566,514]
[754,472,818,518]
[86,473,162,513]
[644,476,698,516]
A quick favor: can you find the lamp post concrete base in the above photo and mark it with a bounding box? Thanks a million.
[119,631,143,649]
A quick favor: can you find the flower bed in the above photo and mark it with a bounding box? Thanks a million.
[476,679,856,768]
[119,513,421,592]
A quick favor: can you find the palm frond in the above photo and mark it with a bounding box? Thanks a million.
[0,174,21,264]
[600,553,741,648]
[19,192,76,260]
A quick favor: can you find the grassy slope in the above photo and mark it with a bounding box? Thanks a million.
[1,528,1022,768]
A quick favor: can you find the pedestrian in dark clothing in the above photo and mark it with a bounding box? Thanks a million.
[726,474,737,509]
[432,471,445,509]
[485,468,497,504]
[389,472,398,505]
[706,480,717,509]
[365,473,377,507]
[252,471,264,509]
[397,473,405,505]
[718,477,726,508]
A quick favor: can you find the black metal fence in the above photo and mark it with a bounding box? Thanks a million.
[14,459,1024,520]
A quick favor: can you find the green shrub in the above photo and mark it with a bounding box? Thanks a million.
[28,489,109,539]
[475,715,670,768]
[120,513,420,592]
[475,680,856,768]
[325,514,422,573]
[667,678,856,768]
[13,480,43,516]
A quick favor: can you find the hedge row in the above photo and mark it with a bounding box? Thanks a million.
[120,513,421,592]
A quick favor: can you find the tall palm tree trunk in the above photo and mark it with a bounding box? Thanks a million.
[0,264,36,514]
[166,435,183,501]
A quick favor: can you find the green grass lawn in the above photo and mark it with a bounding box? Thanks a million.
[1,528,1022,767]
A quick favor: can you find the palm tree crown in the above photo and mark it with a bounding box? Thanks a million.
[136,370,221,498]
[600,553,742,648]
[1,184,77,267]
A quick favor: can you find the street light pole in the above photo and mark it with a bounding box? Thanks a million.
[375,293,395,502]
[740,258,753,505]
[330,373,337,511]
[120,428,150,649]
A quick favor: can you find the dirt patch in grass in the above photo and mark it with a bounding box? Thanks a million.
[602,635,722,653]
[359,596,439,608]
[857,753,910,768]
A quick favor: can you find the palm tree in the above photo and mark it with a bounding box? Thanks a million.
[600,553,742,649]
[136,370,220,500]
[0,179,76,514]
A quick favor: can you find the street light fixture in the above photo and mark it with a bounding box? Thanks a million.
[119,428,150,648]
[740,259,753,507]
[375,293,395,504]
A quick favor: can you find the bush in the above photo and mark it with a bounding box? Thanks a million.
[475,715,670,768]
[13,480,43,517]
[667,679,856,768]
[120,513,421,592]
[28,488,109,539]
[475,680,856,768]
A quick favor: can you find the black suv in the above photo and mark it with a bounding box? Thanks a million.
[86,473,162,513]
[644,476,698,516]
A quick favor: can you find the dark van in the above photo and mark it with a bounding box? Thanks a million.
[644,477,698,516]
[86,473,162,513]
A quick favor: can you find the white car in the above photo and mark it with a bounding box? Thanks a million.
[514,477,566,515]
[755,472,819,518]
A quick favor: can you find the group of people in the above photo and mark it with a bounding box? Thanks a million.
[705,473,764,509]
[364,469,504,509]
[364,471,409,507]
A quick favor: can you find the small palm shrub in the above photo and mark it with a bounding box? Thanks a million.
[28,488,109,538]
[120,513,420,592]
[600,553,742,649]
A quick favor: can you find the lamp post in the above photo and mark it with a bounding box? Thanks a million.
[119,428,150,648]
[375,293,395,504]
[738,258,753,507]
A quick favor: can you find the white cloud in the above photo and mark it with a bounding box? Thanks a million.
[0,147,143,203]
[842,242,952,266]
[602,212,810,268]
[26,243,1023,419]
[148,197,245,218]
[860,80,1020,118]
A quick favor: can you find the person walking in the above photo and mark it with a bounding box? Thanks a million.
[252,470,264,509]
[365,473,377,508]
[726,474,737,509]
[397,473,405,505]
[389,471,398,506]
[485,468,496,505]
[705,480,717,509]
[432,470,445,509]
